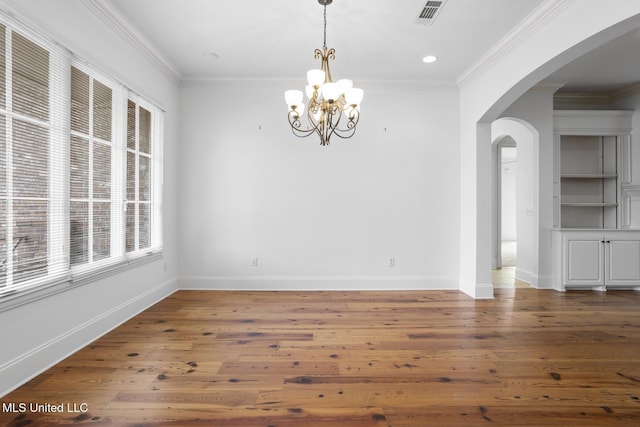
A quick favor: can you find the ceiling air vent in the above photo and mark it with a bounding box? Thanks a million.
[416,0,447,25]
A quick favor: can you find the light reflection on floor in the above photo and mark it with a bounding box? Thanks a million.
[492,266,530,288]
[493,241,530,288]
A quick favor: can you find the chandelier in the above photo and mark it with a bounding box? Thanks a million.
[284,0,363,146]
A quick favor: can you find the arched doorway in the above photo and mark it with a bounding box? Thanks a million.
[491,118,539,288]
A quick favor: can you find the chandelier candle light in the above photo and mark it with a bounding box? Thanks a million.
[285,0,363,146]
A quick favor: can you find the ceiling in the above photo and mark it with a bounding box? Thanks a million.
[107,0,640,94]
[542,27,640,95]
[108,0,545,84]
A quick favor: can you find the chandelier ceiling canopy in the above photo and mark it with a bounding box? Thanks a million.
[284,0,363,146]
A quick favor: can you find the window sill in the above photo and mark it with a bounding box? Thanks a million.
[0,250,163,313]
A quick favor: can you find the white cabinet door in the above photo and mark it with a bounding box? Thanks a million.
[555,230,640,291]
[606,238,640,287]
[565,234,605,289]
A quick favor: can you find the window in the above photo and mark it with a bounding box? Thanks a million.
[0,24,58,288]
[126,99,153,253]
[70,65,120,267]
[0,16,163,300]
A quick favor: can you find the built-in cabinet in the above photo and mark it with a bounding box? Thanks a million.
[559,135,618,228]
[552,110,637,291]
[552,230,640,291]
[553,110,633,229]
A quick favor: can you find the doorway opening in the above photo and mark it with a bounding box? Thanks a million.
[500,144,518,268]
[493,140,519,288]
[491,116,540,289]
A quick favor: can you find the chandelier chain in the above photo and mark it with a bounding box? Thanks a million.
[323,4,327,49]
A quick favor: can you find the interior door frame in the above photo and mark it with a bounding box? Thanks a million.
[496,139,517,270]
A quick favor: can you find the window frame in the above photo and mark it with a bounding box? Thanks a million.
[126,95,162,256]
[69,61,126,274]
[0,22,69,292]
[0,13,164,310]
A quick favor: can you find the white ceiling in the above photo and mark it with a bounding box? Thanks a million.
[108,0,545,84]
[106,0,640,94]
[542,27,640,94]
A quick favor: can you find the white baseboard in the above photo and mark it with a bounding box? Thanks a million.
[179,275,458,291]
[531,274,554,289]
[0,278,177,398]
[515,267,533,284]
[459,279,494,299]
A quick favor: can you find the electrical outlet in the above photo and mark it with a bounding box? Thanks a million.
[388,257,395,267]
[252,257,259,267]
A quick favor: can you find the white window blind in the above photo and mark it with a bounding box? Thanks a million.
[0,23,68,293]
[70,64,125,269]
[126,98,157,254]
[0,14,163,301]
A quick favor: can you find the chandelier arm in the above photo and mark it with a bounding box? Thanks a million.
[316,109,329,145]
[306,98,335,145]
[323,106,341,141]
[331,125,358,139]
[330,108,360,139]
[307,100,322,132]
[329,121,355,139]
[287,102,333,144]
[287,110,318,138]
[314,47,335,83]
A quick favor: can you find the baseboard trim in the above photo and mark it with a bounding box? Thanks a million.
[0,278,177,398]
[515,267,533,284]
[179,276,458,291]
[531,273,554,289]
[459,278,494,299]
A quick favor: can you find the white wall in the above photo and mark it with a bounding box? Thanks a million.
[612,92,640,184]
[0,0,179,396]
[178,81,460,290]
[498,89,556,287]
[612,91,640,227]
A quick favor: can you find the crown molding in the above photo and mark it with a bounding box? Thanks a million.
[80,0,182,85]
[553,92,612,109]
[529,82,565,93]
[611,81,640,103]
[553,93,609,102]
[553,109,634,119]
[457,0,577,87]
[552,82,640,109]
[179,76,460,90]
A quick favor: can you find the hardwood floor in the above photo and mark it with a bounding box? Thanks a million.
[1,289,640,426]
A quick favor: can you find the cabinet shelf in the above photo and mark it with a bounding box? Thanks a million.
[557,134,619,229]
[561,202,618,207]
[561,174,617,179]
[554,110,633,230]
